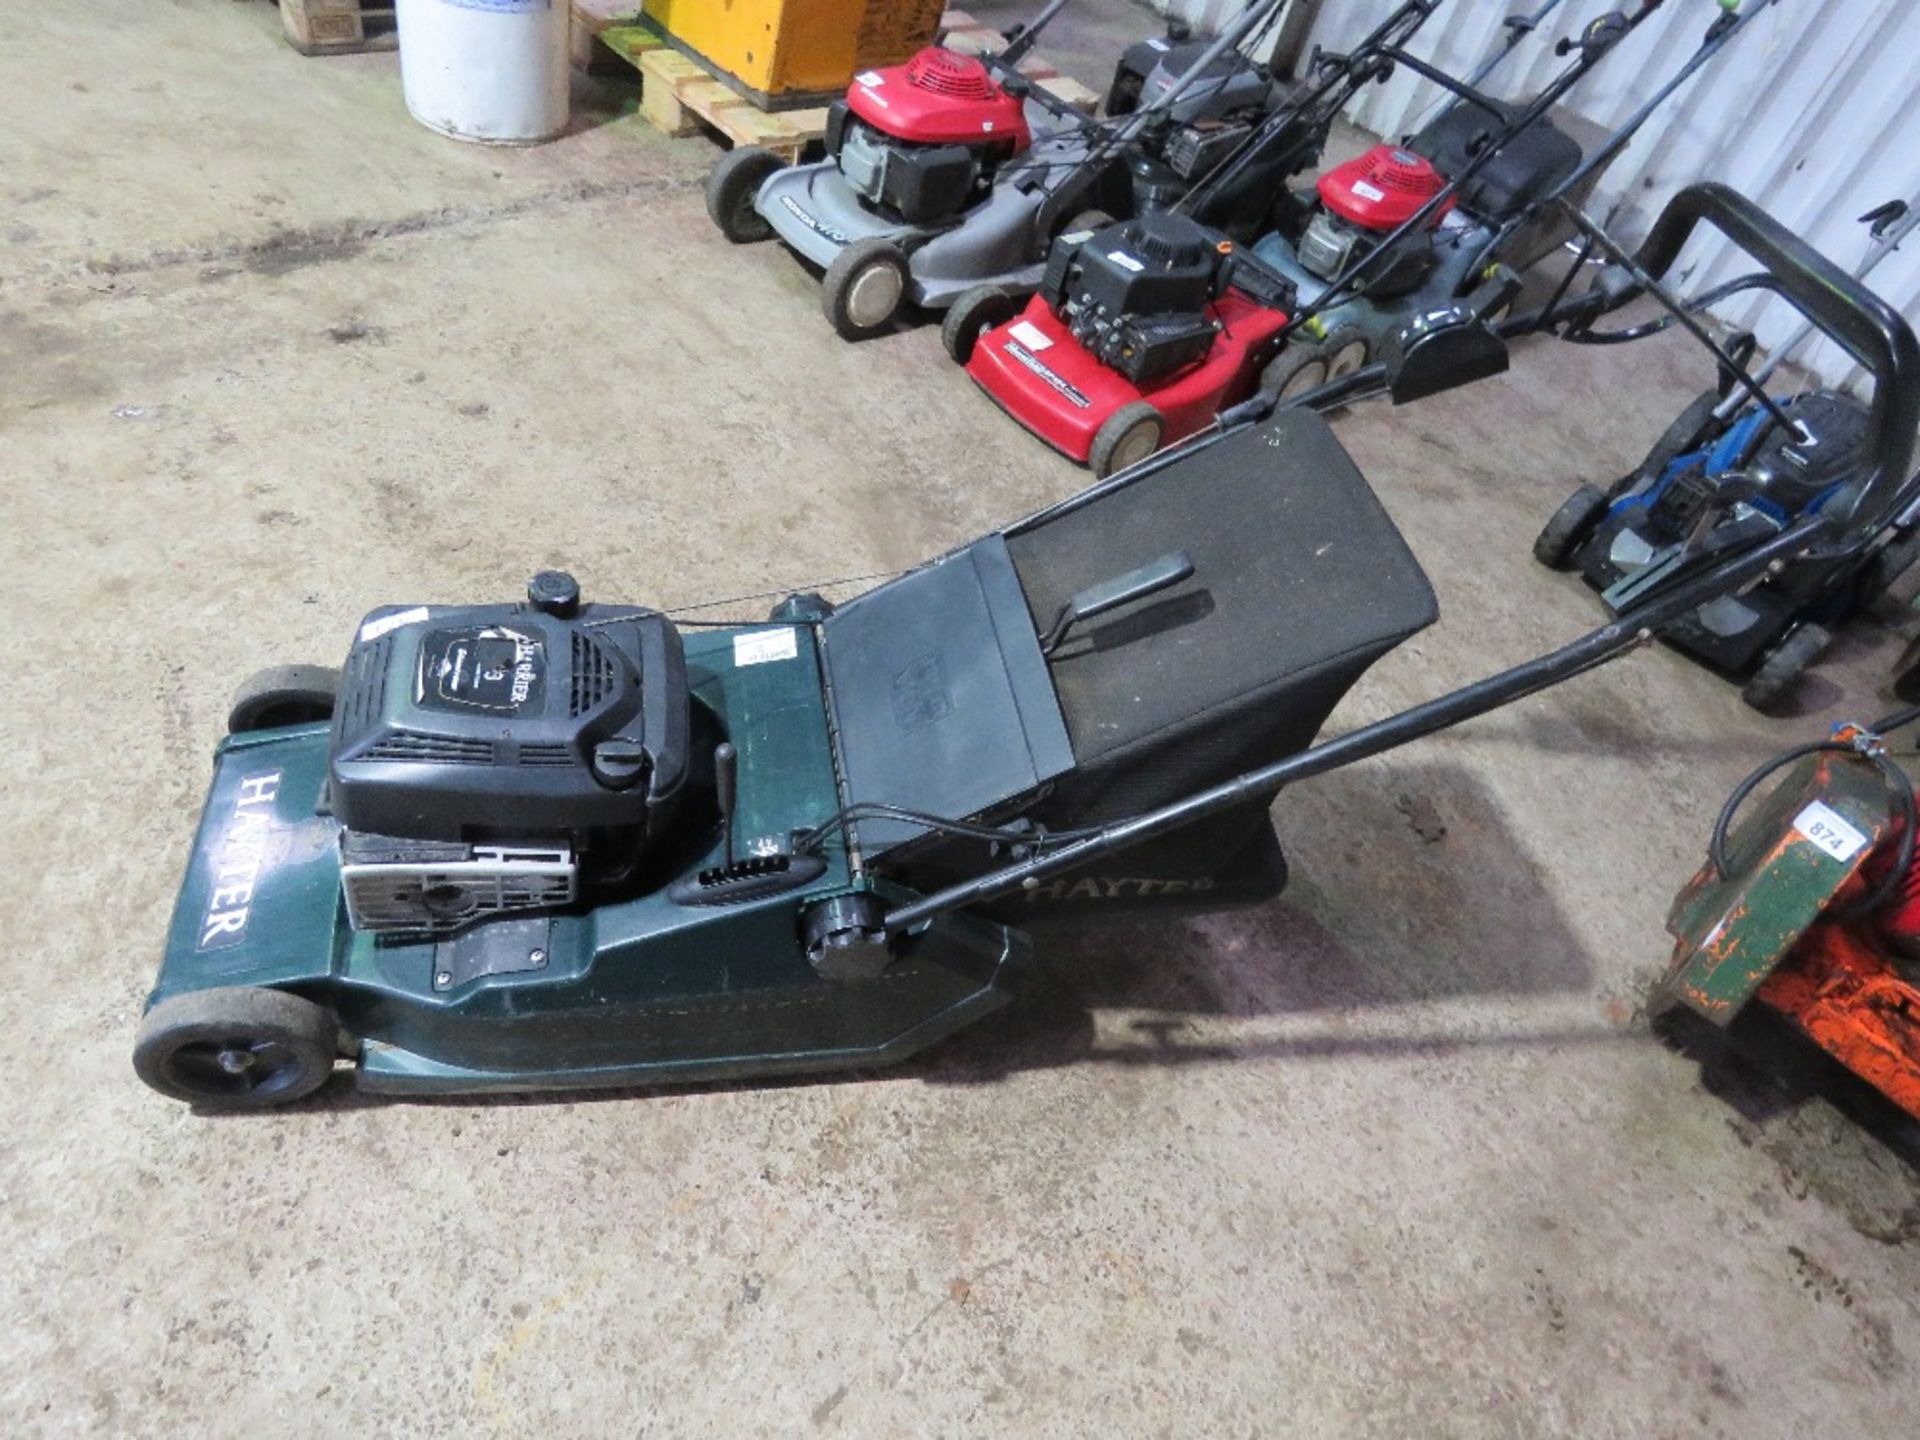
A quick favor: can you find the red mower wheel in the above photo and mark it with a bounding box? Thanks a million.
[1089,403,1164,479]
[942,284,1020,364]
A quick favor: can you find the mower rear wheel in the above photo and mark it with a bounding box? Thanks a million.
[1062,208,1114,238]
[1741,623,1832,713]
[1532,485,1609,571]
[1323,328,1369,380]
[942,284,1020,364]
[1259,345,1330,402]
[705,146,783,244]
[1089,402,1164,478]
[823,238,910,341]
[227,665,341,734]
[134,987,341,1108]
[1864,525,1920,620]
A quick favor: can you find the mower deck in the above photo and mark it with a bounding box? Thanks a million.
[151,627,1026,1096]
[965,290,1290,463]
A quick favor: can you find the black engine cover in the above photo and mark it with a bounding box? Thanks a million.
[329,600,690,844]
[1043,212,1218,319]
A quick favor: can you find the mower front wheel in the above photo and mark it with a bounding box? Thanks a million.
[942,284,1020,364]
[1089,402,1164,479]
[1532,485,1609,571]
[1259,344,1330,403]
[134,987,343,1109]
[1741,623,1832,713]
[227,664,341,734]
[823,239,910,341]
[705,146,784,244]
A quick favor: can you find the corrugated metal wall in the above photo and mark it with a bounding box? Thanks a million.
[1149,0,1920,388]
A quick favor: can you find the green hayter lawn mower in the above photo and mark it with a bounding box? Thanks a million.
[132,185,1913,1109]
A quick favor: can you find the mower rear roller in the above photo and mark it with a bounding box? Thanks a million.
[706,146,786,244]
[1741,623,1832,713]
[133,987,342,1108]
[227,664,341,734]
[943,284,1022,364]
[823,238,911,341]
[1089,402,1164,478]
[1533,484,1609,570]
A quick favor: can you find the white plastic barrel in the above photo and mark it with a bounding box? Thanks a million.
[395,0,571,146]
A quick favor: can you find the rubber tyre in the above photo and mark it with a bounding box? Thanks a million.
[1088,402,1163,479]
[1532,485,1609,571]
[1321,327,1369,380]
[1864,526,1920,621]
[1062,208,1114,238]
[1259,344,1330,402]
[1892,632,1920,705]
[1740,623,1832,713]
[705,146,784,244]
[822,238,910,341]
[227,664,341,734]
[134,987,341,1108]
[942,284,1020,364]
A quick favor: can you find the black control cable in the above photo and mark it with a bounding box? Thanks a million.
[1709,702,1920,918]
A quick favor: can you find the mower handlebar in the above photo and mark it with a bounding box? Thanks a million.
[1631,182,1920,525]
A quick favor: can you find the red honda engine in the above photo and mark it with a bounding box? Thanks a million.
[829,48,1032,225]
[1296,144,1455,295]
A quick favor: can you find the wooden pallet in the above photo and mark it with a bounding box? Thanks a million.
[279,0,397,57]
[572,4,1098,160]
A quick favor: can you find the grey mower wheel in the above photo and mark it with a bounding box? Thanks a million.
[1088,402,1163,479]
[134,987,341,1108]
[1533,485,1609,571]
[1740,623,1832,713]
[942,284,1020,364]
[822,238,910,340]
[1259,344,1330,402]
[1321,326,1369,380]
[705,146,784,244]
[227,664,341,734]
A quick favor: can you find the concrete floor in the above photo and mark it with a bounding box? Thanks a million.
[3,2,1918,1435]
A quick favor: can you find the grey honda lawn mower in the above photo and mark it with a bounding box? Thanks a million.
[705,0,1294,339]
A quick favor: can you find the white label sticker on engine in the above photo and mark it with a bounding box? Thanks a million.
[856,70,884,86]
[734,627,798,667]
[1351,179,1387,203]
[359,606,429,643]
[1106,250,1145,272]
[1791,800,1869,863]
[1009,320,1053,351]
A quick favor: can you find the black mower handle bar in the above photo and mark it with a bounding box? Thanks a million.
[1628,182,1920,526]
[884,513,1835,934]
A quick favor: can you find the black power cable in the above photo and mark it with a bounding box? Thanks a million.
[1709,703,1920,918]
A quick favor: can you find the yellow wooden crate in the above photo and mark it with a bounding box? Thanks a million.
[643,0,945,104]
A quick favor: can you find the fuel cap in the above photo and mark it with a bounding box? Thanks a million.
[527,570,580,617]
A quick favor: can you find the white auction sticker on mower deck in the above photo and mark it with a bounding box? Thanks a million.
[1009,320,1053,351]
[1106,250,1145,272]
[1351,179,1387,203]
[1790,800,1869,863]
[734,628,798,667]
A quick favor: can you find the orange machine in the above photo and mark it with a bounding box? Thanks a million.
[644,0,946,107]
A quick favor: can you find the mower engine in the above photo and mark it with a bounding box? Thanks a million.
[826,48,1031,227]
[1628,391,1871,543]
[327,575,692,936]
[1125,41,1275,212]
[1296,144,1454,295]
[1038,212,1231,384]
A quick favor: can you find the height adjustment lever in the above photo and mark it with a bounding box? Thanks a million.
[1040,551,1196,656]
